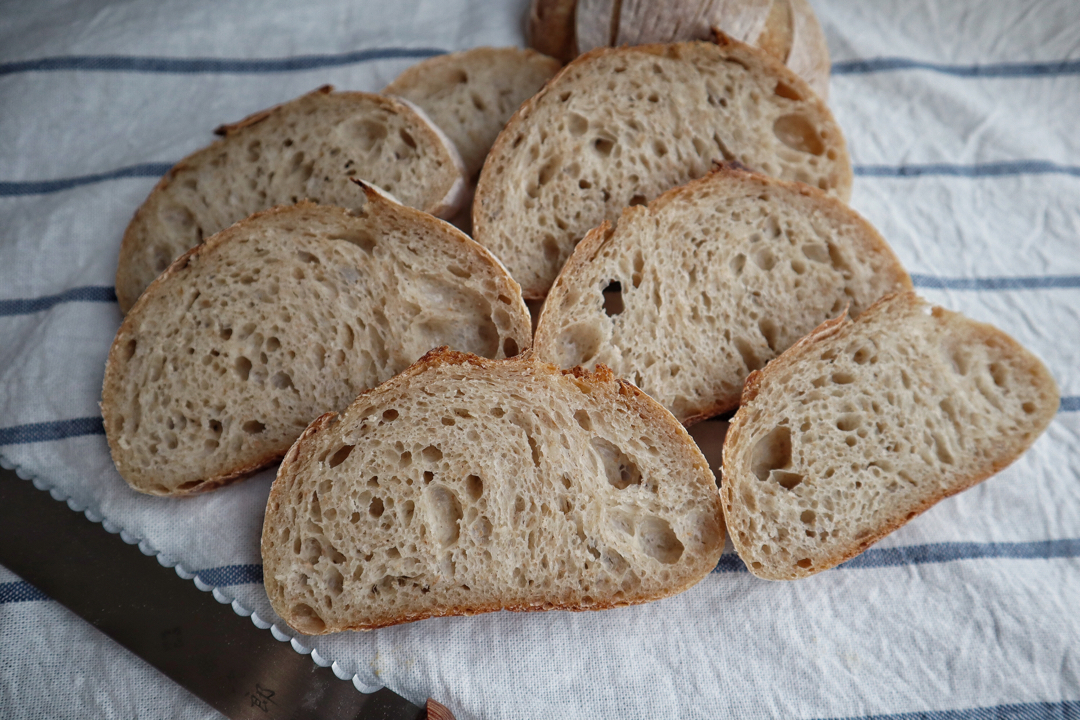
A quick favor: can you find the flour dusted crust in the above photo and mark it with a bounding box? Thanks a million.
[103,190,530,496]
[533,166,910,423]
[474,38,851,299]
[116,86,467,312]
[262,349,724,633]
[722,292,1059,580]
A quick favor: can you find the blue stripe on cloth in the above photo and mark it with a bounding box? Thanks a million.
[7,160,1078,198]
[0,417,105,446]
[713,539,1080,574]
[0,47,445,76]
[0,580,50,604]
[818,700,1080,720]
[854,161,1080,178]
[0,286,116,316]
[194,564,264,587]
[833,56,1080,78]
[0,163,172,197]
[911,275,1080,291]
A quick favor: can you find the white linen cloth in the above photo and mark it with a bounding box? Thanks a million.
[1,1,1078,717]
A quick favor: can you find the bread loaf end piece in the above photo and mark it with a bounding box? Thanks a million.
[262,349,724,633]
[722,292,1059,580]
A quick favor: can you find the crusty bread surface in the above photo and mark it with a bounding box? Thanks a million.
[527,0,578,63]
[474,38,851,299]
[564,0,831,98]
[533,166,911,423]
[116,86,467,312]
[262,349,725,633]
[385,48,561,179]
[103,190,530,496]
[721,292,1059,580]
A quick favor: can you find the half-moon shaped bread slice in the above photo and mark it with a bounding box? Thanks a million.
[262,349,725,634]
[384,47,562,179]
[116,86,467,312]
[533,166,911,424]
[722,292,1059,580]
[103,189,530,496]
[473,37,852,299]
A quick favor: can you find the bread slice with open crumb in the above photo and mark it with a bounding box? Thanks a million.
[102,188,530,496]
[473,37,852,299]
[533,166,911,424]
[384,47,561,180]
[262,348,725,633]
[721,292,1059,580]
[116,86,467,313]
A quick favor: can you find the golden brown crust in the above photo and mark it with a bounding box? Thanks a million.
[723,291,1059,580]
[264,348,720,633]
[214,85,334,136]
[527,0,579,63]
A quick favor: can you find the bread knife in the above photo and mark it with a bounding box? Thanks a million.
[0,467,454,720]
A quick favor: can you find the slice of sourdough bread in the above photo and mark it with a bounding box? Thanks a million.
[721,292,1059,580]
[384,48,562,179]
[474,37,852,299]
[102,189,530,496]
[533,166,911,424]
[116,86,467,313]
[262,348,725,633]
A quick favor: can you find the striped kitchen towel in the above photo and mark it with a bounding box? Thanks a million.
[1,1,1078,718]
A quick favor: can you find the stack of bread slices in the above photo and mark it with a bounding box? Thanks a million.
[103,11,1059,636]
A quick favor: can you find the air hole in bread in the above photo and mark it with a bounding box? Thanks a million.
[353,120,388,151]
[593,136,615,157]
[369,496,384,518]
[729,253,747,275]
[774,81,803,101]
[759,318,780,354]
[796,558,813,569]
[503,337,520,357]
[177,479,202,491]
[591,438,641,489]
[465,474,483,501]
[327,444,354,468]
[424,484,462,547]
[574,410,592,431]
[801,243,830,264]
[751,426,793,481]
[773,114,825,156]
[628,194,647,207]
[470,93,486,111]
[751,245,777,271]
[639,516,684,564]
[836,414,862,432]
[735,337,764,373]
[242,420,265,434]
[270,371,293,390]
[602,281,624,316]
[422,445,443,463]
[123,338,137,360]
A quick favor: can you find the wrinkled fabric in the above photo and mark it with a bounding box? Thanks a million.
[1,1,1078,718]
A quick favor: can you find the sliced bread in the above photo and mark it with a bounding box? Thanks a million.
[560,0,831,98]
[102,189,530,496]
[721,292,1059,580]
[533,166,911,423]
[526,0,578,63]
[116,86,467,313]
[473,38,852,299]
[384,48,562,179]
[262,348,725,633]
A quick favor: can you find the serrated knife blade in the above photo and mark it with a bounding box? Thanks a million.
[0,467,441,720]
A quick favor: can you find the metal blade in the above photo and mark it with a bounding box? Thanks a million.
[0,468,426,720]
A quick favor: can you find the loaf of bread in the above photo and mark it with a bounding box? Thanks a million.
[721,292,1059,580]
[102,189,530,496]
[533,165,911,423]
[384,47,561,179]
[115,86,467,312]
[262,348,725,633]
[473,38,852,299]
[530,0,831,97]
